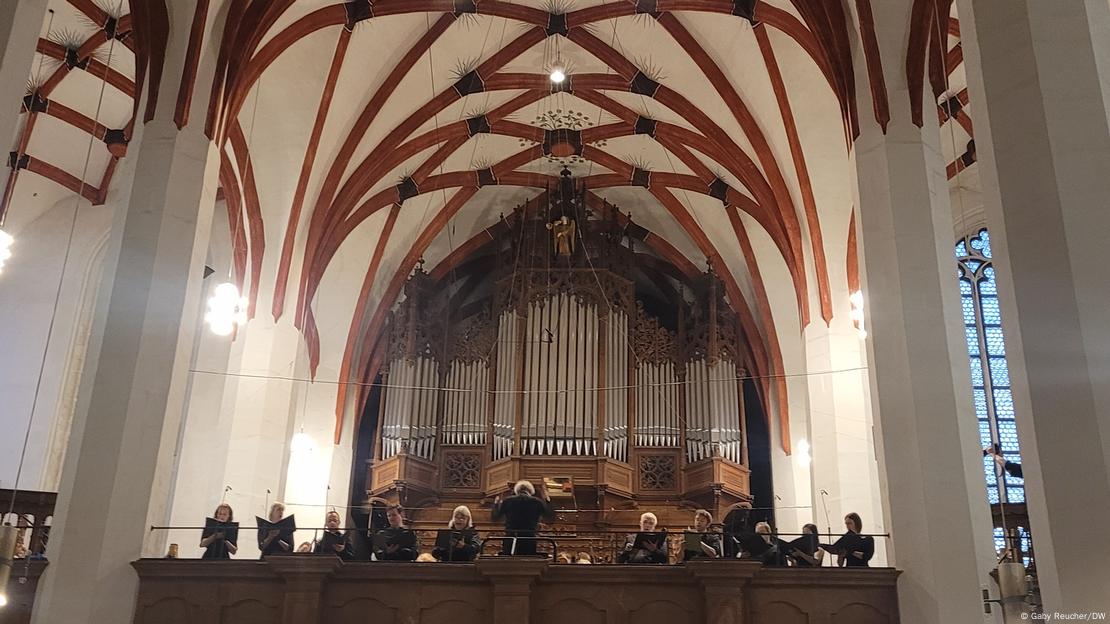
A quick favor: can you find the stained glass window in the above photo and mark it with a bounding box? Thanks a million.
[956,229,1024,504]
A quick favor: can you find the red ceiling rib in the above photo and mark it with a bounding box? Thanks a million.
[846,209,860,295]
[34,39,136,97]
[227,122,266,318]
[24,155,102,204]
[272,27,352,322]
[755,25,834,325]
[853,0,890,132]
[333,202,402,442]
[273,13,457,321]
[218,150,249,289]
[174,0,211,129]
[725,204,790,453]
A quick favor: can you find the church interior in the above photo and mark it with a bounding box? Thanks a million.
[0,0,1107,623]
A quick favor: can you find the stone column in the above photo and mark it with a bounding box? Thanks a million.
[30,1,225,622]
[848,0,1000,622]
[687,560,759,624]
[803,316,885,563]
[955,0,1110,612]
[268,556,340,624]
[0,0,47,147]
[477,558,547,624]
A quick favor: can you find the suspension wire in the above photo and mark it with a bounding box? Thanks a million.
[189,364,869,393]
[7,20,118,517]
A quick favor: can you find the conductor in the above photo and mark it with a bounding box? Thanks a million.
[492,480,554,556]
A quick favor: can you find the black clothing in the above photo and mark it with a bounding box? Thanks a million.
[314,530,354,561]
[432,529,481,562]
[201,518,238,560]
[721,508,753,558]
[784,533,821,567]
[1003,460,1023,479]
[256,515,295,558]
[824,531,874,567]
[492,494,554,556]
[618,532,669,564]
[683,532,723,561]
[373,527,418,561]
[202,538,232,559]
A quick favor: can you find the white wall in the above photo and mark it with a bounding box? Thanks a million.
[0,196,110,492]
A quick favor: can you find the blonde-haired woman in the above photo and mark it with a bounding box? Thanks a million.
[258,502,293,557]
[619,512,667,564]
[433,505,481,562]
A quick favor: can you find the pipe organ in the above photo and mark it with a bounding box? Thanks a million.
[367,172,755,516]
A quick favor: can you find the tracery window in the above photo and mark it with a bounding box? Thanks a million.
[955,229,1024,506]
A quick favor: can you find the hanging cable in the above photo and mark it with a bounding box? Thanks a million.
[6,14,118,518]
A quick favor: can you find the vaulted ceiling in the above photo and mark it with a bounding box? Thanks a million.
[3,0,979,441]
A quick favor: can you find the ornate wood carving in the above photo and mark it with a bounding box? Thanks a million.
[442,450,483,490]
[632,302,677,365]
[638,454,678,491]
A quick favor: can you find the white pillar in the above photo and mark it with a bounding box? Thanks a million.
[955,0,1110,611]
[850,1,999,621]
[0,0,47,148]
[803,317,885,563]
[31,1,224,621]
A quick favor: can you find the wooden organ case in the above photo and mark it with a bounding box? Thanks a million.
[364,172,756,533]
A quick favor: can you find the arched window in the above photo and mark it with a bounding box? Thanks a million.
[955,229,1024,506]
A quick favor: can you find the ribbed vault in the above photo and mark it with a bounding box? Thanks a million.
[2,0,982,449]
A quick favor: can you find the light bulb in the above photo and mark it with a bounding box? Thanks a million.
[549,67,566,84]
[849,290,864,308]
[205,281,248,336]
[0,229,13,274]
[291,431,315,454]
[0,593,7,607]
[796,439,812,466]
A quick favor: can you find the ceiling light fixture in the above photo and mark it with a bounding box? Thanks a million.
[549,64,566,84]
[204,282,248,336]
[849,290,867,339]
[0,229,13,275]
[796,439,812,466]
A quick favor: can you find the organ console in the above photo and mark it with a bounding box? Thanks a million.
[364,171,757,531]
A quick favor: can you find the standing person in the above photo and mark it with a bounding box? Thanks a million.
[432,505,481,562]
[722,503,754,558]
[314,510,354,560]
[618,512,668,564]
[373,504,418,561]
[258,503,294,557]
[683,509,723,561]
[492,480,554,556]
[200,503,239,559]
[825,513,874,567]
[985,445,1024,478]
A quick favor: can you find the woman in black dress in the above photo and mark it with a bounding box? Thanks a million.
[829,513,874,567]
[432,505,481,562]
[199,504,238,559]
